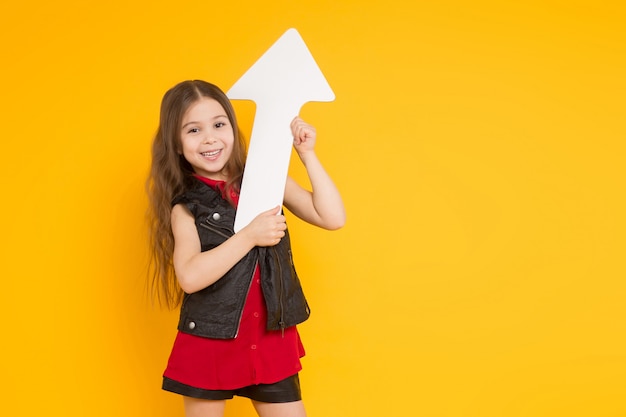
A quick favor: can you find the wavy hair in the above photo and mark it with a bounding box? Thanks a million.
[146,80,247,308]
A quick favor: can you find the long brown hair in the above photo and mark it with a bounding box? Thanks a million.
[146,80,247,308]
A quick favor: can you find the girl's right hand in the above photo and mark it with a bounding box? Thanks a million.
[241,206,287,247]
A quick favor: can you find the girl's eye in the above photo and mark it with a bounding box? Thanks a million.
[215,122,226,128]
[187,128,200,134]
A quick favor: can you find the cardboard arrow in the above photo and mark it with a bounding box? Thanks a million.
[227,28,335,232]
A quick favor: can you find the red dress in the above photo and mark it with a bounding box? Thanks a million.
[163,176,305,390]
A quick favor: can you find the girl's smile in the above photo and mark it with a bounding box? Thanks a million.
[201,150,221,158]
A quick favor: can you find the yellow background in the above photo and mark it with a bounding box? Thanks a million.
[1,0,625,416]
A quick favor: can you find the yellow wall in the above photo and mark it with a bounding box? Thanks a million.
[1,1,625,416]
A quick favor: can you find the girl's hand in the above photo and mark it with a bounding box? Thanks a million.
[241,206,287,247]
[291,116,316,155]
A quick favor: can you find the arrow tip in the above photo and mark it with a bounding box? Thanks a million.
[227,28,334,105]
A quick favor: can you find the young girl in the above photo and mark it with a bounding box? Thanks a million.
[147,80,345,417]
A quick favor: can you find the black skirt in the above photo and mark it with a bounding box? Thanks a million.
[163,373,302,403]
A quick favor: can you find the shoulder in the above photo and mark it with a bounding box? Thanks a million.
[172,178,206,206]
[171,204,199,243]
[171,204,194,226]
[171,178,222,222]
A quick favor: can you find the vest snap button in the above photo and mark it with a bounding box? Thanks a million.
[212,212,221,221]
[188,321,196,330]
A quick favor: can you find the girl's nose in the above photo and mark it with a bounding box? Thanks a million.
[203,135,217,144]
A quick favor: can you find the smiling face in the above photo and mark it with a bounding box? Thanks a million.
[179,98,235,181]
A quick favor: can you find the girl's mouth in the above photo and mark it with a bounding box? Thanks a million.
[201,150,221,158]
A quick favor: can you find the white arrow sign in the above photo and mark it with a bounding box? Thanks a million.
[227,28,335,232]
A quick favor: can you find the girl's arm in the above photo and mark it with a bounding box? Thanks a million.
[171,204,287,294]
[283,117,346,230]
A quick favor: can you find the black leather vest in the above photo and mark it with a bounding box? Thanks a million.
[172,178,310,339]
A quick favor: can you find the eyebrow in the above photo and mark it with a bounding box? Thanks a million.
[181,114,228,129]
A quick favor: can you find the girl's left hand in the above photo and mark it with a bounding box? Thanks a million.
[291,116,316,154]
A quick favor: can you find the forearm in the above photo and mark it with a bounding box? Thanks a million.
[298,151,346,229]
[174,231,256,294]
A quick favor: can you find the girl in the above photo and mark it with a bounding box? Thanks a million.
[147,80,345,417]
